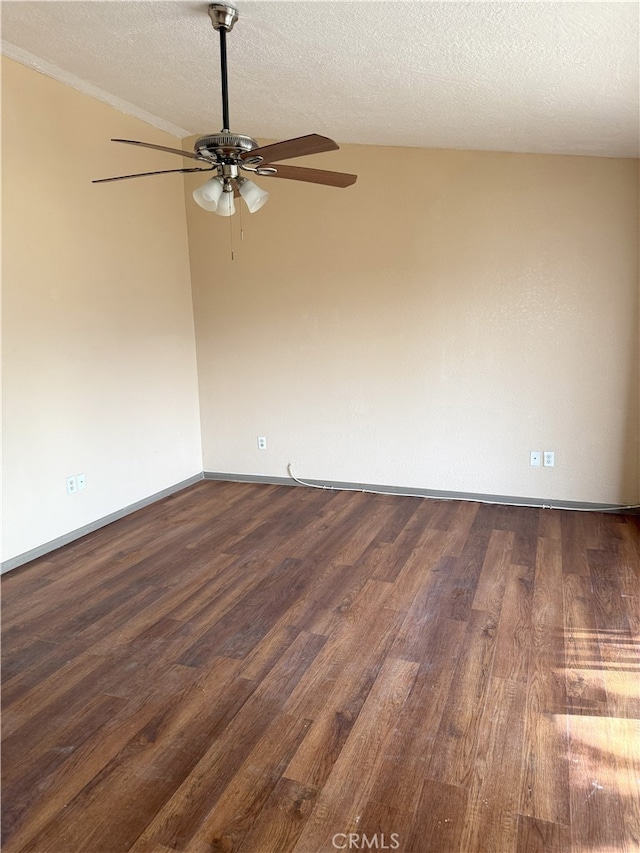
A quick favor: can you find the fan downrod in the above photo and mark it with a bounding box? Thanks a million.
[207,4,238,132]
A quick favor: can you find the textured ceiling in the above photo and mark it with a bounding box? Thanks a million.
[2,1,639,157]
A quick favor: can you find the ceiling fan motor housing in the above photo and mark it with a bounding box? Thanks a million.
[194,133,260,162]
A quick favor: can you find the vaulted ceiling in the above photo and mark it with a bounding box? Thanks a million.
[2,1,638,158]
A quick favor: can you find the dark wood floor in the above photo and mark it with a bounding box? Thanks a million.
[2,480,639,853]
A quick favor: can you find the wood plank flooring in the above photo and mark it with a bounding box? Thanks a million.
[2,480,639,853]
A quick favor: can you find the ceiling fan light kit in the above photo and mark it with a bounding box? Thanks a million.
[237,177,270,213]
[215,191,236,217]
[93,3,357,220]
[192,176,224,211]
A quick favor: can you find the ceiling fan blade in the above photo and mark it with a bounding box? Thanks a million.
[92,167,214,184]
[111,138,203,161]
[242,134,339,164]
[260,163,357,188]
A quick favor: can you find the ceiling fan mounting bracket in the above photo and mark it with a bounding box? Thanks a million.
[207,4,238,32]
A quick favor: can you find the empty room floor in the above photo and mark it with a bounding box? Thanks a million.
[2,479,639,853]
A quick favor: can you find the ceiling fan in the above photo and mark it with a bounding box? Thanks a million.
[93,3,357,216]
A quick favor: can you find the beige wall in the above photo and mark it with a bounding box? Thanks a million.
[3,57,639,569]
[185,142,639,505]
[2,58,202,563]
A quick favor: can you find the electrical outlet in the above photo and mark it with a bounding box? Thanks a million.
[66,475,77,495]
[257,436,267,450]
[543,451,555,467]
[530,451,541,467]
[77,473,86,490]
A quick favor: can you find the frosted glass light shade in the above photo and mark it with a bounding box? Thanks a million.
[238,178,269,213]
[214,192,235,217]
[192,177,223,211]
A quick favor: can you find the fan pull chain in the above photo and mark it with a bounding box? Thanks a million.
[238,197,244,241]
[229,205,234,261]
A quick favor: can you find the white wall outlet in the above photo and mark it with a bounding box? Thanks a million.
[543,451,555,467]
[66,475,77,495]
[77,473,86,490]
[530,451,541,467]
[257,436,267,450]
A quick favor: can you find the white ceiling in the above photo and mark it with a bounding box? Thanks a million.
[2,1,639,158]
